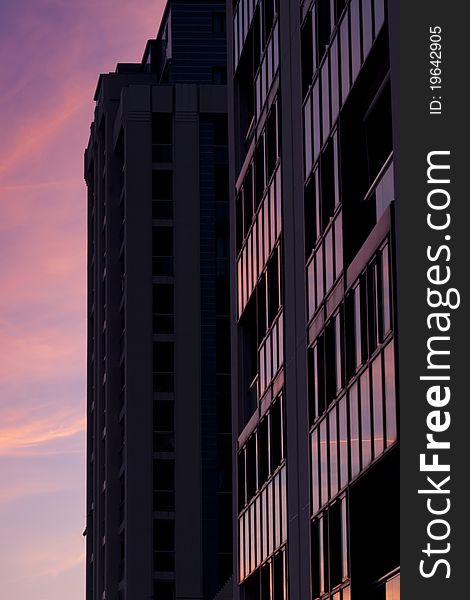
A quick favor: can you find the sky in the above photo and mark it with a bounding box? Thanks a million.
[0,1,164,597]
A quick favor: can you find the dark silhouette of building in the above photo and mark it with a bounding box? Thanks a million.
[84,2,232,599]
[227,1,399,599]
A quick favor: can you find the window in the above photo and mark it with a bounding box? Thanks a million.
[212,12,226,33]
[301,11,315,98]
[152,170,172,200]
[152,113,172,162]
[153,284,174,334]
[154,581,175,600]
[153,399,174,452]
[153,341,174,393]
[212,66,227,84]
[153,519,175,571]
[310,496,348,596]
[372,354,384,457]
[152,226,173,276]
[153,460,174,511]
[360,370,372,468]
[270,395,283,471]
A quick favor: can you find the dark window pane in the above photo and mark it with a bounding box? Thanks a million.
[152,113,172,145]
[301,12,314,97]
[154,581,175,600]
[153,341,174,374]
[152,170,173,200]
[212,11,226,33]
[317,0,332,61]
[311,519,321,598]
[329,500,342,588]
[152,226,173,256]
[153,459,174,491]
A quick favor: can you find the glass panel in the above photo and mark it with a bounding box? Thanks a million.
[252,222,258,286]
[382,242,391,334]
[334,212,343,278]
[314,168,321,242]
[270,182,276,249]
[273,22,279,71]
[316,244,324,305]
[350,0,361,83]
[362,0,373,59]
[281,466,287,542]
[319,515,326,595]
[333,131,341,207]
[354,283,362,369]
[320,418,329,506]
[274,473,281,549]
[386,573,400,600]
[234,13,239,66]
[349,382,360,478]
[340,12,350,103]
[341,497,349,578]
[372,354,384,457]
[304,95,313,177]
[258,206,264,274]
[276,166,282,238]
[342,585,351,600]
[308,258,316,319]
[321,56,330,142]
[384,341,397,446]
[325,227,334,292]
[260,344,266,395]
[361,369,372,467]
[262,487,268,562]
[247,232,252,295]
[267,480,274,556]
[239,516,245,581]
[338,396,348,489]
[374,0,385,37]
[264,196,270,261]
[244,510,250,576]
[312,79,321,163]
[256,72,262,120]
[256,495,261,567]
[335,312,343,394]
[272,320,278,376]
[250,502,256,572]
[312,2,318,72]
[329,407,338,497]
[266,335,272,388]
[330,37,339,124]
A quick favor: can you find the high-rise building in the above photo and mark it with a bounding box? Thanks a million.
[227,1,399,599]
[84,2,232,599]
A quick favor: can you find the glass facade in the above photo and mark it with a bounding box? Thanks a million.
[231,0,399,597]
